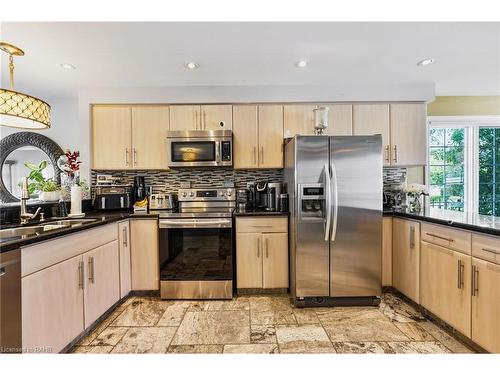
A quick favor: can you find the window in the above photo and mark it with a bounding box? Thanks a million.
[427,117,500,215]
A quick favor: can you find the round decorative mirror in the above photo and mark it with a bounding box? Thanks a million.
[0,132,64,203]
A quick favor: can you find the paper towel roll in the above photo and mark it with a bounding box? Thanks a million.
[70,186,82,215]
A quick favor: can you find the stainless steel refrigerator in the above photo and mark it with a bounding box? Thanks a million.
[284,135,383,307]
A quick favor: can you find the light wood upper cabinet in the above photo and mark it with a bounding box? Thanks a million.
[262,232,289,289]
[92,106,132,169]
[472,257,500,353]
[131,106,170,169]
[284,104,316,137]
[236,232,263,288]
[420,241,471,337]
[201,105,232,130]
[390,103,426,166]
[233,105,259,168]
[382,217,393,286]
[118,220,132,298]
[258,105,283,168]
[169,105,199,131]
[22,254,84,353]
[233,104,283,169]
[353,104,390,165]
[83,240,120,329]
[130,219,159,291]
[324,104,353,136]
[392,218,420,303]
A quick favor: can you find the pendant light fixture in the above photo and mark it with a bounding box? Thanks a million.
[0,42,51,129]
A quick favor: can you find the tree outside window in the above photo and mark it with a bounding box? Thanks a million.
[478,127,500,216]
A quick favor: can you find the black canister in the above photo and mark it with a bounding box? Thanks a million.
[279,193,289,213]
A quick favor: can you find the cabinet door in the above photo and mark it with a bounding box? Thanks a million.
[233,105,259,169]
[392,218,420,302]
[382,217,393,286]
[390,103,426,166]
[236,233,263,288]
[83,240,120,329]
[258,105,284,168]
[130,219,159,291]
[92,106,132,169]
[201,105,232,130]
[169,105,200,130]
[131,106,170,169]
[22,255,84,353]
[283,104,316,137]
[118,220,132,298]
[352,104,390,165]
[262,232,289,289]
[325,104,352,136]
[472,258,500,353]
[420,242,471,337]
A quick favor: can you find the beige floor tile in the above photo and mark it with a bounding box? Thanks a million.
[71,345,114,354]
[250,325,277,343]
[223,344,279,354]
[417,321,474,353]
[394,322,434,341]
[386,341,450,354]
[77,308,124,345]
[189,298,249,311]
[380,294,426,323]
[111,297,170,327]
[115,297,136,312]
[251,309,297,325]
[90,327,129,346]
[171,311,250,345]
[276,324,335,354]
[333,342,393,354]
[111,327,177,354]
[293,309,320,324]
[167,345,224,354]
[249,296,292,311]
[157,302,191,327]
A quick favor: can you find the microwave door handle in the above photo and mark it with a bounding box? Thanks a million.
[330,161,338,243]
[324,163,332,241]
[215,141,221,164]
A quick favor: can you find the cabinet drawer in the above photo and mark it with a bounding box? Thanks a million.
[22,223,118,277]
[472,233,500,265]
[421,223,471,255]
[236,217,288,233]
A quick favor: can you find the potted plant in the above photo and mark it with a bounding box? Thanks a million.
[38,179,61,202]
[23,160,61,201]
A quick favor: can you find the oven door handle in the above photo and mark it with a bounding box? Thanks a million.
[159,219,232,228]
[215,141,221,164]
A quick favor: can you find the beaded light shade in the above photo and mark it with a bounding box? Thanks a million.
[0,42,51,129]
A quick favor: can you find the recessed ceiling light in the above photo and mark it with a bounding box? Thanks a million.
[417,58,435,67]
[295,60,308,68]
[185,62,198,70]
[60,63,76,70]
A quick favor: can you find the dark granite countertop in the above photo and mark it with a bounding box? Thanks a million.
[0,210,158,253]
[384,207,500,236]
[233,208,289,217]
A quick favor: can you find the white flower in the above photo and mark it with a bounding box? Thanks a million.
[403,183,428,195]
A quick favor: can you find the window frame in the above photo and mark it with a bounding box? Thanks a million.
[427,115,500,214]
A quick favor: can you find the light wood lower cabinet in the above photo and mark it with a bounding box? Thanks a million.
[83,240,120,329]
[382,217,392,286]
[392,218,420,303]
[130,219,159,291]
[118,220,132,298]
[22,254,84,353]
[236,217,288,289]
[472,257,500,353]
[420,241,471,337]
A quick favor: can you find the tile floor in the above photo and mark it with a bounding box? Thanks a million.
[71,293,475,354]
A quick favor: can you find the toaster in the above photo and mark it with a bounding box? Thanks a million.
[149,193,178,210]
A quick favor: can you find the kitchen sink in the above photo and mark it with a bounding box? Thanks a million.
[0,218,99,240]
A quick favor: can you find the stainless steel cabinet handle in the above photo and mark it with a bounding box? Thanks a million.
[393,145,398,163]
[88,257,95,284]
[472,265,479,296]
[78,261,84,289]
[260,147,264,165]
[265,238,269,258]
[123,227,127,246]
[385,145,390,163]
[203,110,206,130]
[253,147,257,165]
[195,110,199,130]
[257,237,260,258]
[457,260,464,289]
[125,148,129,166]
[426,232,454,242]
[133,148,137,166]
[481,247,500,255]
[410,226,415,249]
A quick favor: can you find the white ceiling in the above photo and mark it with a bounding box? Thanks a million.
[1,22,499,99]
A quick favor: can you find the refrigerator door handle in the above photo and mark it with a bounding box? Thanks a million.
[330,161,339,243]
[324,163,332,241]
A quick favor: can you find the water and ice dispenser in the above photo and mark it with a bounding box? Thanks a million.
[298,183,326,220]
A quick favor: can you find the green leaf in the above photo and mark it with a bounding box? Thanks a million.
[24,162,38,171]
[38,160,47,170]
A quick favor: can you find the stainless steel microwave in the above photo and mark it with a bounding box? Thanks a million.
[166,130,233,167]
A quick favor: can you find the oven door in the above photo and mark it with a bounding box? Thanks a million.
[159,218,233,299]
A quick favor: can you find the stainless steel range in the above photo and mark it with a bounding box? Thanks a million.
[158,187,235,299]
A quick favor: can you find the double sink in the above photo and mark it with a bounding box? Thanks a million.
[0,218,99,240]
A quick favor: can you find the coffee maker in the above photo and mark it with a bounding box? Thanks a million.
[254,181,283,211]
[133,176,148,203]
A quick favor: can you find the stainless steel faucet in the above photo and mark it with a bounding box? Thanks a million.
[20,177,42,224]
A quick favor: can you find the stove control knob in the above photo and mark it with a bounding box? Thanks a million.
[219,191,225,197]
[227,190,232,196]
[189,192,195,197]
[182,192,187,197]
